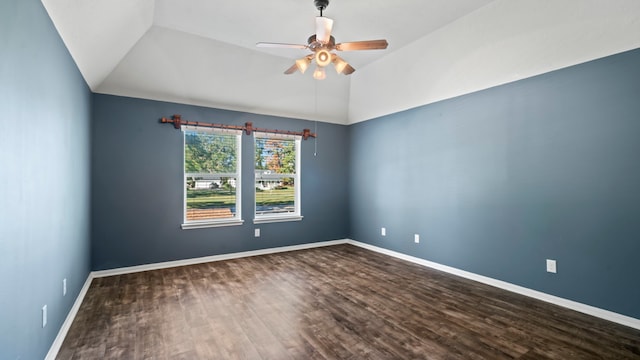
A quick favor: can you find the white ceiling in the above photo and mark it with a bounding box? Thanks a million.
[41,0,640,125]
[40,0,495,123]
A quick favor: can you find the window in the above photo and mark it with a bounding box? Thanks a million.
[254,133,302,223]
[182,127,242,229]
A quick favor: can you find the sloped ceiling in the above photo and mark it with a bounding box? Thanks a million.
[42,0,640,124]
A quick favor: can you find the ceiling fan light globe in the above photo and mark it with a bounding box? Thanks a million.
[313,66,326,80]
[295,58,311,74]
[315,50,331,67]
[333,58,348,74]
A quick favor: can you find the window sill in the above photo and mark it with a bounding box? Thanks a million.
[253,215,303,224]
[181,219,244,230]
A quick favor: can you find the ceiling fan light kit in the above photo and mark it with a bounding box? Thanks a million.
[256,0,388,80]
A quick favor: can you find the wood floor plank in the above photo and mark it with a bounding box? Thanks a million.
[57,244,640,359]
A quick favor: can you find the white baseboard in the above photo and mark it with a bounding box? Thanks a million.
[45,274,94,360]
[346,239,640,331]
[92,239,349,278]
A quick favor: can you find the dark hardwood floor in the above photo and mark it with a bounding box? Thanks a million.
[57,244,640,359]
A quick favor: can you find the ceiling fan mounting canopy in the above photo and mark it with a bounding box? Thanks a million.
[314,0,329,11]
[255,0,388,79]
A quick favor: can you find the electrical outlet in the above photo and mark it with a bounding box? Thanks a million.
[42,305,47,328]
[546,259,557,273]
[381,227,386,236]
[414,234,420,244]
[254,228,260,237]
[63,278,67,296]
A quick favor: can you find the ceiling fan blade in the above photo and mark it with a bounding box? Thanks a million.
[335,39,389,51]
[342,63,356,75]
[256,42,308,50]
[315,16,334,44]
[284,63,299,75]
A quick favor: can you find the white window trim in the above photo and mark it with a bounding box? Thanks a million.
[182,219,244,230]
[253,133,302,223]
[253,215,303,225]
[181,126,242,230]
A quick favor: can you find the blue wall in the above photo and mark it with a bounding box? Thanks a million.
[349,48,640,319]
[0,0,92,359]
[91,95,349,270]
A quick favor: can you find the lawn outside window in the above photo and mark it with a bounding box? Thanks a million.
[254,133,302,224]
[181,126,243,229]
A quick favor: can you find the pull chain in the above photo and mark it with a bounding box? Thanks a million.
[314,80,318,156]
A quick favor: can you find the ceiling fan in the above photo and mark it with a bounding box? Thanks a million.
[256,0,388,80]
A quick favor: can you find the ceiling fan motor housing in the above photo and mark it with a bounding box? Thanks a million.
[307,35,335,50]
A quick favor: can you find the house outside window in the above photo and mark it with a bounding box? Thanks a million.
[254,133,302,223]
[182,127,243,229]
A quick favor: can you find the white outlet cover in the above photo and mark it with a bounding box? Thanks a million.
[381,227,386,236]
[254,228,260,237]
[414,234,420,243]
[546,259,557,273]
[63,278,67,296]
[42,305,47,328]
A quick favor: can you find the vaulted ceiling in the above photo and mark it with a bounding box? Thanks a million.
[42,0,640,124]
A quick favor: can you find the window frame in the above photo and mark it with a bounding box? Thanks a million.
[181,126,244,230]
[253,133,303,224]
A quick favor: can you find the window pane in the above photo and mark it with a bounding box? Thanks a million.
[186,176,237,220]
[185,131,236,173]
[255,138,296,174]
[256,176,295,215]
[185,131,239,222]
[255,136,298,217]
